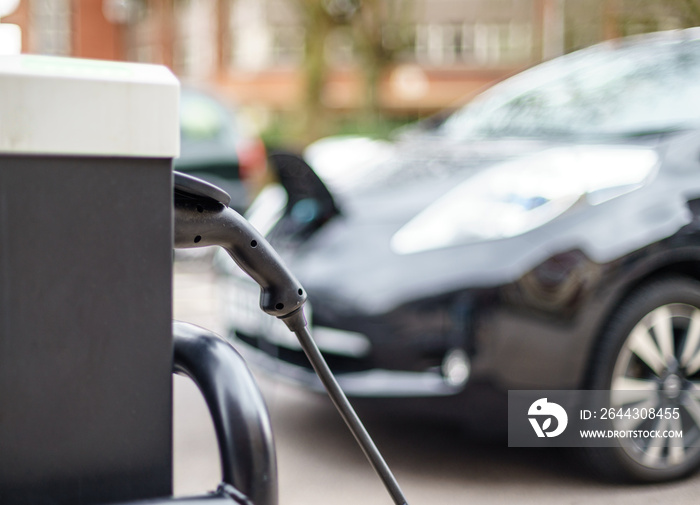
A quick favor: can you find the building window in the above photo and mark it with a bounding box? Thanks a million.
[230,0,304,71]
[415,21,531,66]
[31,0,71,56]
[475,22,532,64]
[271,25,305,66]
[174,0,217,78]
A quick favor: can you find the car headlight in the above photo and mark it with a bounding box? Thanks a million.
[391,146,659,255]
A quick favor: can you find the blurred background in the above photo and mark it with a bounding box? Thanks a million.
[3,0,700,149]
[6,1,700,502]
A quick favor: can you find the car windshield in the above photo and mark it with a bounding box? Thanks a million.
[440,33,700,140]
[180,90,238,143]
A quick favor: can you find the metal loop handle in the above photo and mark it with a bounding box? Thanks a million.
[173,321,277,505]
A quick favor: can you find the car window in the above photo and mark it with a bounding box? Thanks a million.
[180,90,238,142]
[441,35,700,140]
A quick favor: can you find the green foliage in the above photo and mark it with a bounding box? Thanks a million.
[290,0,413,144]
[616,0,700,36]
[260,109,416,151]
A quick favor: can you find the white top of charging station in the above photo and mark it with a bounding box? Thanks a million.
[0,55,180,158]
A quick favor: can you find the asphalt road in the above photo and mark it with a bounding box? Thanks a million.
[173,264,700,504]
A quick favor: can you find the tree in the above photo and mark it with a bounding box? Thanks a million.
[294,0,337,141]
[293,0,410,141]
[611,0,700,36]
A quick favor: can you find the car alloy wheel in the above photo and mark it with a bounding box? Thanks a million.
[611,302,700,468]
[585,277,700,482]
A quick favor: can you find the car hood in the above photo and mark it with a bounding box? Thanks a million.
[303,135,553,221]
[256,134,689,314]
[302,134,661,225]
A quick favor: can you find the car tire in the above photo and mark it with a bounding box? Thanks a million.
[583,276,700,482]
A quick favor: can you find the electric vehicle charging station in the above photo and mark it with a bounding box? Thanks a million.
[0,55,408,505]
[0,56,179,505]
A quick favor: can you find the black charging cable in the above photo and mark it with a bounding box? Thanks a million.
[174,172,408,505]
[282,310,408,505]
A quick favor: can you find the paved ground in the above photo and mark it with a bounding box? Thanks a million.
[173,264,700,504]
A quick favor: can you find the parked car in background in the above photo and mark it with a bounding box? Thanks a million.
[175,87,267,212]
[218,28,700,482]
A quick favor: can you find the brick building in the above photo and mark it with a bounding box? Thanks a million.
[3,0,690,117]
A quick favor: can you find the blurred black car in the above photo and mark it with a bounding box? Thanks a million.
[218,29,700,482]
[175,88,267,212]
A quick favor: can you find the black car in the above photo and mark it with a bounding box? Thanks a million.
[217,28,700,482]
